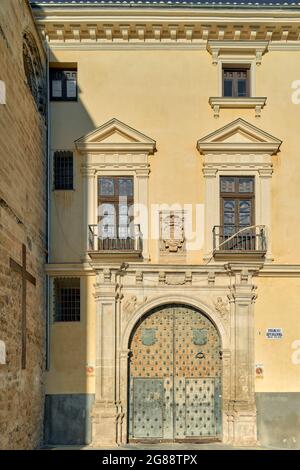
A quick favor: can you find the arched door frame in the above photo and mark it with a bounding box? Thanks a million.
[118,295,229,445]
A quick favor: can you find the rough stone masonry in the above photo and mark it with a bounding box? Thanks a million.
[0,0,47,450]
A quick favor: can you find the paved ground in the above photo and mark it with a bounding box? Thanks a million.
[43,442,269,450]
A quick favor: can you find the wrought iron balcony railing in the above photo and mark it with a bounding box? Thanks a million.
[213,225,267,258]
[88,224,143,253]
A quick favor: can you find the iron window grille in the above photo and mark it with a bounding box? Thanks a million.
[54,278,80,322]
[53,150,74,190]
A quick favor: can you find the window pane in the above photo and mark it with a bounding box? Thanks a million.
[224,79,233,97]
[224,225,235,237]
[237,79,247,97]
[118,203,129,237]
[236,70,247,79]
[239,177,254,193]
[221,177,235,193]
[99,203,116,237]
[66,79,77,98]
[239,200,251,226]
[65,71,77,98]
[52,80,62,98]
[224,200,236,225]
[119,178,133,197]
[99,177,114,196]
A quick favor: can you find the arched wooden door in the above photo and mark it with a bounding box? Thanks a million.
[128,304,222,442]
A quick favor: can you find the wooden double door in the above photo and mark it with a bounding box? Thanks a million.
[128,305,222,442]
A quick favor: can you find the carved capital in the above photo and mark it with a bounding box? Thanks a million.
[202,167,218,178]
[81,165,96,178]
[136,166,150,178]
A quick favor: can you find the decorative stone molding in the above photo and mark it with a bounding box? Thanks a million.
[197,118,282,262]
[75,118,156,261]
[209,97,267,118]
[75,118,156,155]
[158,271,166,285]
[165,274,186,286]
[123,294,148,317]
[22,29,46,116]
[197,118,282,155]
[214,296,230,324]
[32,5,300,50]
[159,210,185,255]
[208,271,216,286]
[91,262,260,445]
[207,40,269,65]
[103,268,112,284]
[135,270,143,285]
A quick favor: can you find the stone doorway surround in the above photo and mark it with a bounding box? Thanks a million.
[90,262,262,447]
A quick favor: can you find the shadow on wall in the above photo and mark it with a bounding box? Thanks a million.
[256,393,300,449]
[44,394,95,445]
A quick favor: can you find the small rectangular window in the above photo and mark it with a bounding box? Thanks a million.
[223,67,250,98]
[54,151,74,190]
[50,67,78,101]
[54,278,80,322]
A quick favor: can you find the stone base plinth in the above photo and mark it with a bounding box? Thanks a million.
[223,401,257,447]
[91,403,118,447]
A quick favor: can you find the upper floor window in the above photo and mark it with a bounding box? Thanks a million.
[54,278,80,322]
[50,67,77,101]
[223,67,250,98]
[54,151,74,190]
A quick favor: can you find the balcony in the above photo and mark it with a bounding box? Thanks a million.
[88,224,143,262]
[213,225,267,260]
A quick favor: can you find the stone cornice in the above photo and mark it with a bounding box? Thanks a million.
[199,142,280,155]
[44,261,300,278]
[31,5,300,47]
[207,40,269,65]
[75,118,156,155]
[197,118,282,156]
[208,97,267,118]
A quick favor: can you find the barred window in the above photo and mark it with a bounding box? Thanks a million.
[54,278,80,322]
[54,151,74,190]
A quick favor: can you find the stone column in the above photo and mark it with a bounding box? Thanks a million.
[259,168,273,261]
[228,267,258,446]
[81,165,96,261]
[203,167,218,260]
[91,269,118,446]
[136,167,150,261]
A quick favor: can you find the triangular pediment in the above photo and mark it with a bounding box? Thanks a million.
[75,118,156,153]
[197,118,282,155]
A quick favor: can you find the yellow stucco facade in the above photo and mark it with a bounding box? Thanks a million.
[31,1,300,448]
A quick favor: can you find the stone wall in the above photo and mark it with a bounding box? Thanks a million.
[0,0,47,449]
[256,393,300,449]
